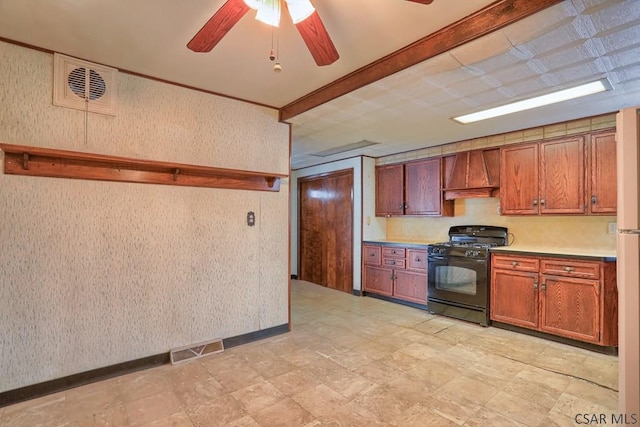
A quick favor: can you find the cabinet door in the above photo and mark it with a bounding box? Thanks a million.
[590,131,617,214]
[539,136,586,214]
[490,269,539,329]
[394,270,427,304]
[405,158,442,215]
[500,143,539,215]
[540,276,600,343]
[376,164,404,216]
[363,265,394,297]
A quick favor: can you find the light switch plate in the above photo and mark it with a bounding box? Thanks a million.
[247,211,255,226]
[608,222,617,234]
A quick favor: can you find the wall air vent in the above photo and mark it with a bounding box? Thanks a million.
[170,338,224,365]
[311,140,380,157]
[53,53,118,116]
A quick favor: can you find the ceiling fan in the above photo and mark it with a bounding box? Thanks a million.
[187,0,435,66]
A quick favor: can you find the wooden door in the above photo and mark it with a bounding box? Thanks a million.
[500,143,539,215]
[299,177,326,286]
[540,276,600,343]
[299,170,353,293]
[405,158,442,215]
[490,269,539,329]
[590,131,617,214]
[375,164,404,216]
[324,171,354,292]
[539,136,585,214]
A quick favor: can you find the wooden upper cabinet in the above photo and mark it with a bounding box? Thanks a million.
[405,158,442,215]
[589,131,617,214]
[375,158,452,217]
[539,136,585,214]
[375,164,404,216]
[501,136,587,215]
[500,143,539,215]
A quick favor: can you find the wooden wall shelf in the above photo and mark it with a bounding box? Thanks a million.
[0,143,287,192]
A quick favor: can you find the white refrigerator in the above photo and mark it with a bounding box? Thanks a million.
[616,107,640,415]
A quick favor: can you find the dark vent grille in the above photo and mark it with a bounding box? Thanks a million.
[67,68,106,100]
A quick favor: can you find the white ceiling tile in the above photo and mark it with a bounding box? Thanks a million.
[503,2,575,45]
[596,24,640,52]
[450,30,513,67]
[519,23,585,56]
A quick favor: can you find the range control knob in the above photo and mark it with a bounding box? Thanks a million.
[465,250,481,258]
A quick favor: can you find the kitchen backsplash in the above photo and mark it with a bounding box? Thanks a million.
[386,197,617,250]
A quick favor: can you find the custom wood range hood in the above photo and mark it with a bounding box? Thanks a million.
[443,148,500,200]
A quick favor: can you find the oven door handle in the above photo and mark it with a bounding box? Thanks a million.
[428,255,487,264]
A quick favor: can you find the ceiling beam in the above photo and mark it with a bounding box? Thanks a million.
[279,0,564,121]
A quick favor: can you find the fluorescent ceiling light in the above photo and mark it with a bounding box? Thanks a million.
[453,78,612,124]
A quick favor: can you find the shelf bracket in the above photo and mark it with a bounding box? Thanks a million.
[22,153,29,170]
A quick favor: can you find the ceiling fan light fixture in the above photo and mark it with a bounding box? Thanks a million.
[285,0,315,24]
[255,0,281,26]
[243,0,263,10]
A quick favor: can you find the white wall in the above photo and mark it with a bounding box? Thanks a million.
[291,157,383,291]
[0,41,290,392]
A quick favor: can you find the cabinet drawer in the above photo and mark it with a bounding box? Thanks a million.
[383,247,406,258]
[364,245,382,265]
[492,255,539,272]
[541,259,600,279]
[384,258,406,268]
[407,249,428,271]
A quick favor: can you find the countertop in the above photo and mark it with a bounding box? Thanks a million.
[363,239,436,249]
[363,240,617,261]
[490,245,617,261]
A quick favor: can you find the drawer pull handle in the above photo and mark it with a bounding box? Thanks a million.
[591,195,597,205]
[533,198,538,206]
[511,261,519,267]
[564,266,574,272]
[415,258,421,262]
[370,253,375,257]
[540,198,546,206]
[533,281,538,290]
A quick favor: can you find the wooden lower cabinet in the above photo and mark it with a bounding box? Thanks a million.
[491,253,617,346]
[363,243,427,304]
[540,276,600,342]
[491,268,539,329]
[363,265,393,297]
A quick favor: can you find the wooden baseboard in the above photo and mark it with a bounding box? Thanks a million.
[0,323,289,408]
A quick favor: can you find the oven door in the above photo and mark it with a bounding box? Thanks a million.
[427,255,487,309]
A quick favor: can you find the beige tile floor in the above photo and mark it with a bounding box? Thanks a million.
[1,280,619,426]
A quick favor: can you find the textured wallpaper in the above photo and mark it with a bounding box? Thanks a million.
[0,41,290,392]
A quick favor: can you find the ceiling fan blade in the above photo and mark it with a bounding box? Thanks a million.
[406,0,435,4]
[187,0,251,52]
[294,10,339,66]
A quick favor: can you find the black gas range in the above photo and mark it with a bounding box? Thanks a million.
[427,225,508,326]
